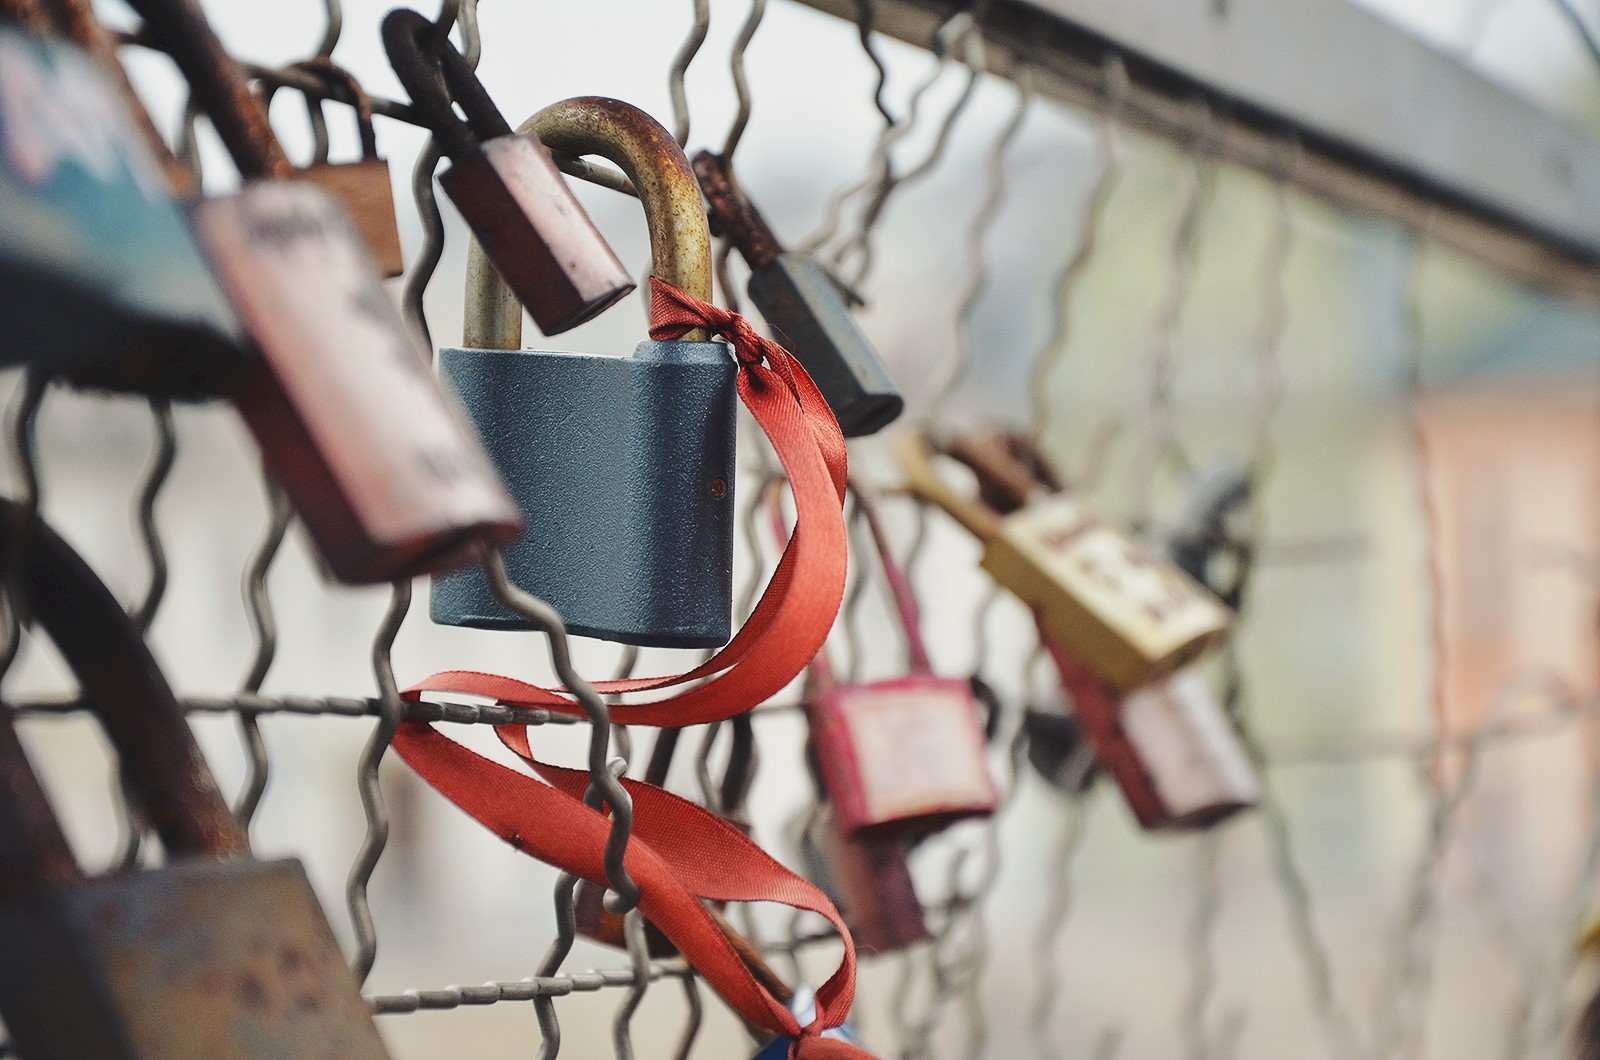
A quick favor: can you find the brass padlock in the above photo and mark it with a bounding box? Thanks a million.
[899,428,1231,691]
[787,485,997,841]
[694,150,903,437]
[295,60,404,278]
[383,8,632,334]
[0,501,390,1059]
[131,0,522,583]
[1044,634,1259,830]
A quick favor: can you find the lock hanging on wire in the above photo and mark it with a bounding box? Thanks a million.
[294,59,405,278]
[0,16,246,397]
[430,96,738,648]
[694,150,903,437]
[899,427,1232,691]
[383,8,633,334]
[128,0,522,584]
[0,500,391,1059]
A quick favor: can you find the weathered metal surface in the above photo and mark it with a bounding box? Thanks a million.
[383,11,633,335]
[433,97,737,647]
[792,0,1600,300]
[696,150,903,436]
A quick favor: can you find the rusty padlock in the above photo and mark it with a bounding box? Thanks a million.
[694,150,903,437]
[295,60,404,278]
[782,484,997,841]
[382,8,632,334]
[0,500,390,1059]
[129,0,521,583]
[1042,634,1258,830]
[430,97,737,647]
[0,10,245,396]
[900,428,1231,691]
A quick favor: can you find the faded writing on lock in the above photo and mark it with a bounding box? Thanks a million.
[0,34,162,198]
[839,685,991,821]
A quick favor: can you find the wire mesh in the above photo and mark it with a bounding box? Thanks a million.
[1,1,1598,1058]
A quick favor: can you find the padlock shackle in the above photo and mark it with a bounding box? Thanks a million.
[463,97,713,349]
[124,0,294,180]
[0,708,80,899]
[945,429,1060,515]
[692,150,782,273]
[0,500,248,877]
[850,482,933,674]
[895,431,1000,542]
[381,8,508,161]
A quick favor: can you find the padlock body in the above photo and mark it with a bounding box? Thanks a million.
[0,857,388,1060]
[1047,639,1258,830]
[813,810,929,954]
[747,252,902,438]
[0,26,245,397]
[810,673,997,839]
[985,493,1231,690]
[193,180,522,584]
[301,157,405,278]
[432,339,737,648]
[440,133,634,336]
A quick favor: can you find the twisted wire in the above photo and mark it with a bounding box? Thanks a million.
[1027,795,1094,1059]
[667,0,711,147]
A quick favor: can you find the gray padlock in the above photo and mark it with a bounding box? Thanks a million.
[430,97,737,648]
[694,151,902,438]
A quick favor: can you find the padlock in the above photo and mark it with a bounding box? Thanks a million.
[900,428,1232,691]
[382,9,632,334]
[694,150,903,438]
[295,60,404,278]
[130,0,522,583]
[1043,635,1259,830]
[804,806,929,955]
[795,485,997,840]
[430,96,737,648]
[0,17,245,396]
[0,500,390,1059]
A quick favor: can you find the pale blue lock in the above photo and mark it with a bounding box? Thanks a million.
[431,98,737,648]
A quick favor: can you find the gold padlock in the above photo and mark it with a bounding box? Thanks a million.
[898,429,1230,690]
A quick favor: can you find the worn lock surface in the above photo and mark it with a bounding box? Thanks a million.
[803,808,928,955]
[0,502,390,1059]
[0,23,245,396]
[1045,636,1259,830]
[695,151,902,437]
[902,430,1231,691]
[431,97,736,648]
[383,10,632,334]
[296,61,404,277]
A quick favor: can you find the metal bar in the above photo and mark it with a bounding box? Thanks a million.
[11,694,569,726]
[369,963,692,1014]
[788,0,1600,300]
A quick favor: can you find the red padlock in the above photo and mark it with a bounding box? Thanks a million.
[1043,635,1258,830]
[805,806,929,955]
[778,485,998,842]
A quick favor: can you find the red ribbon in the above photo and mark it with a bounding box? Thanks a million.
[393,282,870,1056]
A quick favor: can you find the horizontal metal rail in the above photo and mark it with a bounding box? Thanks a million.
[795,0,1600,300]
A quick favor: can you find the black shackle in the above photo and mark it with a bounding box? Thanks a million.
[0,501,246,896]
[381,8,512,161]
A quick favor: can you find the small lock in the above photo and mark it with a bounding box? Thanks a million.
[1045,636,1259,830]
[901,429,1232,691]
[0,501,390,1059]
[431,96,737,648]
[694,151,903,438]
[383,10,632,334]
[796,484,997,839]
[294,60,404,278]
[803,807,928,955]
[0,21,245,397]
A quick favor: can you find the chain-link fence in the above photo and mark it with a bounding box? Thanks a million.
[4,0,1600,1057]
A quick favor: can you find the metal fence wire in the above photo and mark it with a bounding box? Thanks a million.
[4,0,1600,1057]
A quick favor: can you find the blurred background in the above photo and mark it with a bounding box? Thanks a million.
[8,0,1600,1056]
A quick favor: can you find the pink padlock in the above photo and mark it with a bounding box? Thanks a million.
[1044,635,1258,830]
[778,485,999,842]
